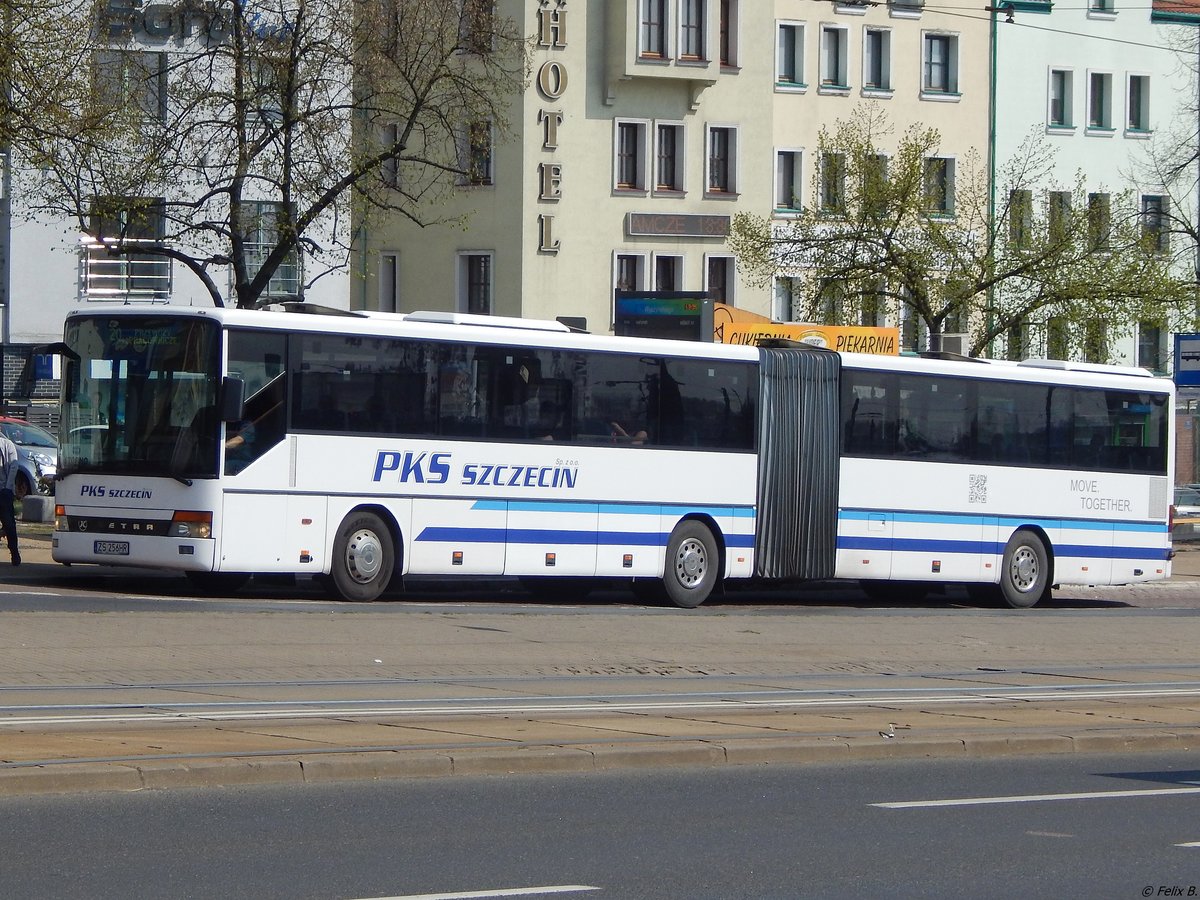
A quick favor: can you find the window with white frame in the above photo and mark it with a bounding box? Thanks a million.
[655,122,685,192]
[640,0,668,58]
[774,276,802,322]
[863,28,890,91]
[1048,69,1072,127]
[458,119,493,185]
[924,157,954,215]
[921,33,958,95]
[706,125,737,194]
[820,151,846,213]
[1087,71,1112,129]
[84,195,171,300]
[1141,194,1169,253]
[1088,192,1112,250]
[615,253,647,292]
[819,25,848,88]
[1008,189,1033,247]
[776,22,804,87]
[92,50,167,121]
[614,120,649,191]
[1127,74,1150,131]
[653,254,683,291]
[719,0,738,66]
[679,0,704,60]
[459,252,493,314]
[1138,321,1164,371]
[243,201,301,299]
[706,255,735,303]
[1048,190,1072,241]
[378,252,398,312]
[1088,0,1115,15]
[775,149,802,212]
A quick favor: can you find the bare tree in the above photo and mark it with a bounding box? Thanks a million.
[730,106,1193,360]
[7,0,528,308]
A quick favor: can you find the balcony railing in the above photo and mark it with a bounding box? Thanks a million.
[80,238,172,301]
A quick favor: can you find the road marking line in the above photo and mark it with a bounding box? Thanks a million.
[350,887,601,900]
[874,787,1200,809]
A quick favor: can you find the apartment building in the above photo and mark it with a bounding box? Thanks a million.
[993,0,1200,368]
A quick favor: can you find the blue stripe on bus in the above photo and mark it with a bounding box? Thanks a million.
[838,509,1168,534]
[417,526,755,548]
[837,535,1171,561]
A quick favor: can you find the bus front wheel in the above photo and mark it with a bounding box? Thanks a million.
[662,521,719,609]
[999,531,1051,609]
[329,511,395,602]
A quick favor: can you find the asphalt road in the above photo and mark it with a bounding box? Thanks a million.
[2,750,1198,899]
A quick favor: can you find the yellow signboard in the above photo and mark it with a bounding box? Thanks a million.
[711,305,898,355]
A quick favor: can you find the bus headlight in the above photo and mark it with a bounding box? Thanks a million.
[170,510,213,539]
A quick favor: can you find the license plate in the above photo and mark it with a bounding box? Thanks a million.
[94,540,130,556]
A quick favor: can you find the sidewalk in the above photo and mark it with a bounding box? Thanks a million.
[1,523,1197,797]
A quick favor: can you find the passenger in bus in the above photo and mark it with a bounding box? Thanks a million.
[536,400,565,441]
[610,421,648,444]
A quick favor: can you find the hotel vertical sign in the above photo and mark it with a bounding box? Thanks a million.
[536,1,567,254]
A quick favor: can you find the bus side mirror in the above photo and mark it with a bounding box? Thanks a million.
[220,377,245,422]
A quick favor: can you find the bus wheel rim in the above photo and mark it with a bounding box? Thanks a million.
[675,539,707,586]
[346,529,383,584]
[1011,547,1037,592]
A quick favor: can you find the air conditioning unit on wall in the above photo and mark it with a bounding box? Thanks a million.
[939,333,969,355]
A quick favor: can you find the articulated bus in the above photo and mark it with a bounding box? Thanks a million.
[52,305,1174,608]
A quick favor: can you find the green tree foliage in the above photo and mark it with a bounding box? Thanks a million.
[729,106,1194,360]
[4,0,528,308]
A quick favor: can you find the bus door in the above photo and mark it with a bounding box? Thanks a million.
[754,347,840,580]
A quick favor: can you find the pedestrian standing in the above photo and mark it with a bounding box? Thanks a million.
[0,431,21,566]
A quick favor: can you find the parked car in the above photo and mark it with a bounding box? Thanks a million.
[1173,486,1200,540]
[0,417,58,498]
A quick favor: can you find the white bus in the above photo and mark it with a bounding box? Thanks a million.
[51,305,1174,608]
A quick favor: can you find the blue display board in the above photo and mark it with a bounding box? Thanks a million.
[1175,333,1200,386]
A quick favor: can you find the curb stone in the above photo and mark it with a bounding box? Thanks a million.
[3,730,1198,797]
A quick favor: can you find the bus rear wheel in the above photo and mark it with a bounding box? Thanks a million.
[329,511,394,602]
[999,530,1051,609]
[662,521,719,609]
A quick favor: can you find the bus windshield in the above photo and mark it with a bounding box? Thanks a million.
[59,315,222,478]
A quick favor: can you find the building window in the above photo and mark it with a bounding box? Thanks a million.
[820,152,846,214]
[1088,0,1115,14]
[922,33,957,95]
[820,26,848,88]
[1138,322,1164,372]
[1088,71,1112,129]
[640,0,668,57]
[615,253,646,292]
[92,50,167,121]
[1087,192,1111,250]
[774,277,802,322]
[1046,316,1068,359]
[862,153,889,218]
[707,125,737,194]
[654,254,683,291]
[459,120,493,185]
[776,149,802,212]
[1049,69,1072,127]
[83,196,171,300]
[1083,319,1107,363]
[707,256,734,303]
[860,282,887,327]
[679,0,704,60]
[381,122,400,188]
[1142,194,1169,253]
[1006,321,1028,361]
[458,0,495,55]
[460,252,493,314]
[863,28,890,91]
[924,157,954,215]
[655,122,685,192]
[378,253,398,313]
[1128,74,1150,131]
[777,22,804,87]
[719,0,737,66]
[1048,191,1071,241]
[1008,189,1033,247]
[614,120,648,191]
[243,201,302,299]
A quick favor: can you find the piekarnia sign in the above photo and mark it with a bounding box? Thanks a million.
[98,0,292,42]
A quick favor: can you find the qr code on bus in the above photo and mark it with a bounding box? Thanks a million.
[968,473,987,504]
